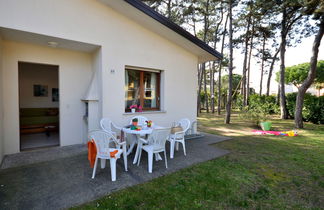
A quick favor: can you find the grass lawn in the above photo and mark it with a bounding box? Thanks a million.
[75,112,324,209]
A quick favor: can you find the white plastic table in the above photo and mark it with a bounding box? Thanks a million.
[122,126,162,164]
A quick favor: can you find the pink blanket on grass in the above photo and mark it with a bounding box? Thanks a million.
[252,130,297,136]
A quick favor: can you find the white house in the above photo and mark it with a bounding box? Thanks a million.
[0,0,222,163]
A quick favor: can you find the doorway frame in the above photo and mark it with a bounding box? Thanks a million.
[18,61,61,151]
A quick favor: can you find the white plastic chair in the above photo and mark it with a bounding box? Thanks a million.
[168,118,191,159]
[89,130,123,181]
[137,128,171,173]
[100,118,128,171]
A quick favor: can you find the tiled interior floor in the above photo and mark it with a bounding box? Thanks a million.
[20,132,59,151]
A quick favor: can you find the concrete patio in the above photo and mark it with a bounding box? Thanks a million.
[0,133,230,210]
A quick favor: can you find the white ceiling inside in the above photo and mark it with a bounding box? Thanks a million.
[0,27,100,53]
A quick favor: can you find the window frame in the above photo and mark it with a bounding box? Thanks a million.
[125,67,161,113]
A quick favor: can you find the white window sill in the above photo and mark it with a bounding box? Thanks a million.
[123,110,166,115]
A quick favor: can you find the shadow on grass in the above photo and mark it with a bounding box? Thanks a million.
[76,112,324,209]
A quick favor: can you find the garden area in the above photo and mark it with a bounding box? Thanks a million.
[76,111,324,209]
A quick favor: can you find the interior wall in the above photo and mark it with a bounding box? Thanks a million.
[19,63,59,108]
[2,40,93,154]
[0,35,4,163]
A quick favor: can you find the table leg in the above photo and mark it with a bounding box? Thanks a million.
[127,141,136,156]
[133,135,141,164]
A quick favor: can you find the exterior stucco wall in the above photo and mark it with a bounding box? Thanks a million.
[0,35,4,162]
[2,41,93,154]
[0,0,198,154]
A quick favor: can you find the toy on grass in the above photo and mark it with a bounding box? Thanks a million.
[252,130,298,136]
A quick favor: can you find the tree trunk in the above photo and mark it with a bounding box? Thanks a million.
[266,48,280,96]
[203,0,209,113]
[166,0,172,19]
[276,83,280,105]
[279,7,288,119]
[246,20,255,105]
[203,0,210,42]
[211,4,224,114]
[225,0,233,124]
[210,62,215,113]
[197,64,203,115]
[295,18,324,128]
[217,14,229,115]
[203,63,209,113]
[259,36,266,96]
[242,14,251,106]
[213,4,224,50]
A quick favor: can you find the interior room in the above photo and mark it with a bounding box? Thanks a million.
[18,62,60,150]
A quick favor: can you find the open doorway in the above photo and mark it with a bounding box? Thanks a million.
[18,62,60,151]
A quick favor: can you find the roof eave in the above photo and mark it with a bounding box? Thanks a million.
[124,0,223,60]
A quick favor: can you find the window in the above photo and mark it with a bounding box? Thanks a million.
[125,67,161,112]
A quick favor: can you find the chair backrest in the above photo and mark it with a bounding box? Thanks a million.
[130,116,148,126]
[189,120,198,135]
[178,118,191,133]
[148,128,171,150]
[100,118,122,135]
[100,118,113,132]
[88,130,118,155]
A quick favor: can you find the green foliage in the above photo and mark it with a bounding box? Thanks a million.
[275,60,324,86]
[240,94,279,125]
[234,94,244,110]
[221,74,242,91]
[239,94,279,126]
[248,94,279,115]
[239,106,268,126]
[286,93,324,124]
[200,91,208,104]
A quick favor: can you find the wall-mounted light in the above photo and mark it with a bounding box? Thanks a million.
[48,41,58,48]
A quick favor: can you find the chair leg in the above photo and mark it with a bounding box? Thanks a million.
[100,159,106,169]
[182,140,186,156]
[91,157,98,179]
[170,140,175,159]
[109,158,117,181]
[164,150,168,169]
[148,151,153,173]
[137,148,142,166]
[176,142,179,151]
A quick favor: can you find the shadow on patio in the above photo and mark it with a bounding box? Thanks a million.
[0,133,230,210]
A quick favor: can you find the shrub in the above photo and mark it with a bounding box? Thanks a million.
[239,106,269,126]
[248,94,279,115]
[286,93,324,124]
[239,94,278,126]
[233,94,244,110]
